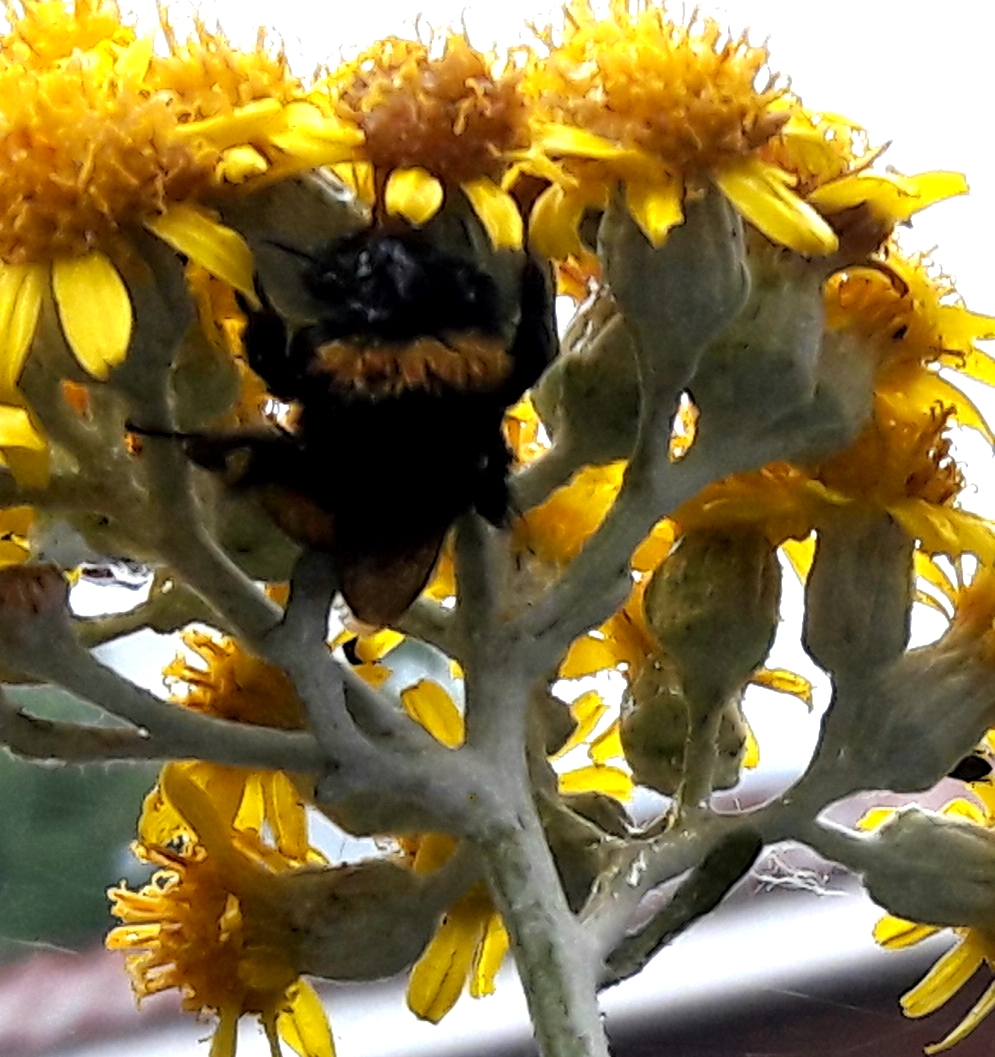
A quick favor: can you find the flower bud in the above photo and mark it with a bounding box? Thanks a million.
[288,858,457,982]
[643,528,780,700]
[621,655,748,795]
[821,633,995,796]
[531,288,640,465]
[771,327,876,465]
[598,189,749,389]
[803,512,913,676]
[172,328,241,432]
[859,807,995,930]
[688,234,825,438]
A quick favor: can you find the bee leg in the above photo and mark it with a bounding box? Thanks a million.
[473,430,513,527]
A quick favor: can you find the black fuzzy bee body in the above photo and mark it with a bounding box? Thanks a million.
[191,226,555,625]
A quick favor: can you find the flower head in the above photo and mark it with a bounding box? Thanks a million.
[523,0,837,257]
[869,778,995,1053]
[322,33,529,247]
[0,0,358,428]
[154,633,317,864]
[761,106,967,239]
[108,767,335,1057]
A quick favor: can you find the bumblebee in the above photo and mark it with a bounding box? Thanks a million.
[186,221,556,626]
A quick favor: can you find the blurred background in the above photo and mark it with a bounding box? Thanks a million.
[2,0,994,1054]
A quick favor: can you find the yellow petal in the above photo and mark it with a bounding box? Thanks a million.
[809,170,968,223]
[331,162,376,204]
[401,679,464,748]
[0,506,33,536]
[944,345,995,387]
[925,979,995,1054]
[146,205,259,307]
[114,34,154,81]
[141,761,247,847]
[263,771,308,861]
[461,178,523,250]
[384,168,444,227]
[942,798,986,824]
[891,500,995,565]
[916,587,951,616]
[780,535,817,582]
[0,539,29,567]
[625,176,684,246]
[535,124,631,161]
[175,98,286,150]
[407,895,487,1022]
[277,980,336,1057]
[742,723,760,769]
[856,806,897,831]
[51,252,132,379]
[233,771,267,834]
[217,146,269,184]
[631,520,678,572]
[559,763,633,800]
[354,628,404,663]
[411,832,458,874]
[588,719,624,765]
[529,183,587,261]
[873,914,940,950]
[888,370,995,446]
[559,635,622,679]
[901,937,983,1018]
[0,262,44,397]
[270,103,365,169]
[749,668,813,707]
[469,913,509,998]
[552,690,607,759]
[915,551,958,608]
[715,158,839,256]
[0,403,49,493]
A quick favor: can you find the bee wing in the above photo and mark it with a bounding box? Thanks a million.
[337,532,446,627]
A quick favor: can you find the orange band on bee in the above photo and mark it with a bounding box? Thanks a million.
[312,334,513,396]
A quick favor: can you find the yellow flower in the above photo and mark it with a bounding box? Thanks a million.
[321,33,530,248]
[0,0,359,418]
[147,10,361,187]
[761,106,967,237]
[108,767,335,1057]
[523,0,837,257]
[826,247,995,442]
[157,631,319,862]
[866,776,995,1054]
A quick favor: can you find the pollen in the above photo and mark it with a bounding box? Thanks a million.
[329,34,529,187]
[0,58,213,264]
[531,0,788,174]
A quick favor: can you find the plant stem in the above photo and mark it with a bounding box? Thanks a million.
[479,794,609,1057]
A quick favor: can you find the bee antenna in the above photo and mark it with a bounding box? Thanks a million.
[124,421,200,440]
